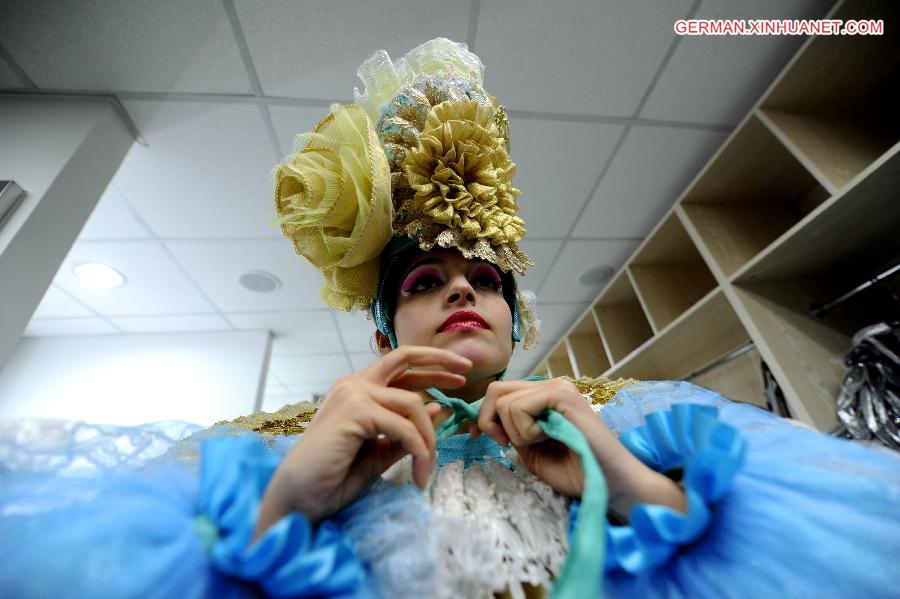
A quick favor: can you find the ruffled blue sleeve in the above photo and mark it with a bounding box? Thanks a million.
[0,434,370,598]
[198,437,368,598]
[586,380,900,597]
[567,404,746,574]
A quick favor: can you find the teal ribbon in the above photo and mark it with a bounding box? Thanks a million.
[191,513,220,554]
[425,378,607,599]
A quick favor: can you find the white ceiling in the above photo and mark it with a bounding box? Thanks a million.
[0,0,834,410]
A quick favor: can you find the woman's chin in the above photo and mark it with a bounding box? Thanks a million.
[438,335,508,374]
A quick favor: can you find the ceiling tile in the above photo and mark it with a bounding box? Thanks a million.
[78,183,154,241]
[53,240,216,316]
[269,353,352,385]
[235,0,470,99]
[508,341,549,375]
[23,318,118,337]
[115,101,279,239]
[518,239,563,293]
[505,368,528,380]
[641,0,834,125]
[0,56,25,88]
[261,396,300,412]
[285,383,330,397]
[0,0,251,93]
[532,304,587,346]
[268,105,337,155]
[523,342,555,371]
[349,352,379,371]
[262,385,325,412]
[572,126,727,238]
[165,239,324,311]
[512,117,624,237]
[262,394,306,413]
[263,377,288,396]
[229,310,343,355]
[31,285,93,319]
[475,0,693,115]
[538,240,639,303]
[110,314,231,334]
[335,310,378,354]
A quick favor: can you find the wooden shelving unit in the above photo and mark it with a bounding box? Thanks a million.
[627,213,718,333]
[532,0,899,431]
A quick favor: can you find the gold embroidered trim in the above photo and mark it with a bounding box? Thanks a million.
[214,401,319,436]
[563,375,637,406]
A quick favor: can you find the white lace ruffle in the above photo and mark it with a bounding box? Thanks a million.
[0,418,200,476]
[382,449,570,599]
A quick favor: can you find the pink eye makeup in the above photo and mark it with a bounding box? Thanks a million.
[469,264,503,291]
[401,266,446,295]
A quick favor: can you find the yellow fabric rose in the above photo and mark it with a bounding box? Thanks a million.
[274,104,392,311]
[403,100,525,247]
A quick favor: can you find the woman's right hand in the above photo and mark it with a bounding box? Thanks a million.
[254,346,472,538]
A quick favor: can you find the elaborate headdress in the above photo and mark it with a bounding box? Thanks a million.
[274,38,539,349]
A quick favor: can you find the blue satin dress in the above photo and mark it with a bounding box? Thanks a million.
[1,380,898,598]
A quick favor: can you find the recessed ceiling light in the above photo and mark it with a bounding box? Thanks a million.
[74,263,125,289]
[238,270,281,293]
[577,265,614,287]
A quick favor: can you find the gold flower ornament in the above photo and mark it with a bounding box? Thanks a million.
[398,100,531,274]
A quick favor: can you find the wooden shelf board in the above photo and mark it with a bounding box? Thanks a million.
[680,201,807,277]
[758,108,891,193]
[732,140,900,283]
[690,347,766,409]
[625,212,718,332]
[675,205,730,285]
[605,287,750,381]
[548,343,575,379]
[594,301,654,364]
[590,308,618,368]
[631,212,696,265]
[762,0,900,117]
[629,264,717,332]
[682,116,825,205]
[729,281,846,430]
[626,266,660,334]
[595,268,637,306]
[568,313,610,377]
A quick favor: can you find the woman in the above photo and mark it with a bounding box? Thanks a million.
[2,38,900,599]
[254,247,685,540]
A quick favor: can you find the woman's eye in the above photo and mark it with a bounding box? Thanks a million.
[406,274,443,293]
[472,273,502,291]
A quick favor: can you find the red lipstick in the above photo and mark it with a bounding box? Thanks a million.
[438,310,489,333]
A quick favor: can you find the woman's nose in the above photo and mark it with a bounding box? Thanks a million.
[445,274,476,306]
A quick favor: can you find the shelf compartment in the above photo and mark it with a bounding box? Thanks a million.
[730,276,872,431]
[546,343,575,379]
[593,270,654,364]
[606,288,750,382]
[732,141,900,284]
[760,0,900,191]
[689,346,767,410]
[567,311,611,378]
[627,213,718,333]
[679,116,830,278]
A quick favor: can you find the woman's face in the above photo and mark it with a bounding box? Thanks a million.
[392,248,514,381]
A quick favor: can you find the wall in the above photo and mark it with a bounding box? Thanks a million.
[0,96,133,370]
[0,330,271,426]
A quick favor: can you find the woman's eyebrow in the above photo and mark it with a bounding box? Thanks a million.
[406,257,444,271]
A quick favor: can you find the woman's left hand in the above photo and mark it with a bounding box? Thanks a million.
[474,378,599,497]
[475,378,687,517]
